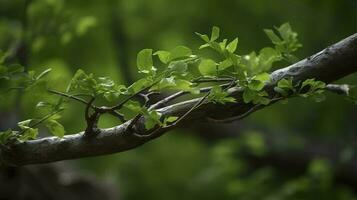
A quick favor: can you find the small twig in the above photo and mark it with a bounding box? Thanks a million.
[192,78,234,83]
[109,81,159,111]
[107,110,126,123]
[48,89,89,106]
[206,97,283,123]
[30,109,64,129]
[149,83,232,110]
[131,91,212,139]
[17,109,64,136]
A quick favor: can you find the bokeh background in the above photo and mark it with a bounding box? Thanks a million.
[1,0,357,199]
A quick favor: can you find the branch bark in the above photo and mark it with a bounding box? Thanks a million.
[1,33,357,166]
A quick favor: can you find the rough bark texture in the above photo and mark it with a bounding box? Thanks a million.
[1,33,357,166]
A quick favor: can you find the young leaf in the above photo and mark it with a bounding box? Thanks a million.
[0,129,15,144]
[127,78,152,94]
[264,29,282,44]
[277,78,294,90]
[254,73,270,82]
[226,38,238,53]
[198,59,217,76]
[168,61,188,74]
[18,119,33,129]
[137,49,154,73]
[154,50,171,64]
[210,26,220,42]
[46,120,65,138]
[218,59,233,70]
[164,116,178,124]
[170,46,192,60]
[19,128,38,141]
[208,86,236,104]
[258,47,280,71]
[195,32,210,43]
[144,110,162,130]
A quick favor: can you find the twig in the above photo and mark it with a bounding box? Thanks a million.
[206,97,283,123]
[109,81,159,110]
[48,89,89,106]
[192,78,234,83]
[29,109,64,129]
[107,110,126,123]
[149,83,232,110]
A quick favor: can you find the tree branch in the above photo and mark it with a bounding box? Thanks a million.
[1,33,357,166]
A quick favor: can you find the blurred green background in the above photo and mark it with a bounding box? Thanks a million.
[1,0,357,199]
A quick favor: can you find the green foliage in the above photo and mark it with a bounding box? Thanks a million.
[264,23,302,63]
[45,116,65,138]
[275,78,326,102]
[208,86,236,104]
[0,23,329,144]
[154,46,192,64]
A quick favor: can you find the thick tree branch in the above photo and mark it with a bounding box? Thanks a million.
[1,33,357,166]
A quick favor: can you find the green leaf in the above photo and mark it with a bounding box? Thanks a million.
[154,77,177,90]
[301,79,325,91]
[277,23,293,41]
[165,116,178,124]
[168,61,188,74]
[128,78,151,94]
[264,29,282,44]
[19,128,38,141]
[208,86,236,104]
[254,73,270,82]
[218,59,233,70]
[144,110,162,130]
[258,47,280,71]
[226,38,238,53]
[0,129,15,144]
[137,49,154,73]
[198,59,217,76]
[243,88,270,105]
[210,26,220,42]
[170,46,192,60]
[18,119,33,129]
[124,100,142,113]
[248,80,265,91]
[277,78,294,90]
[69,69,98,94]
[46,120,65,137]
[219,39,228,50]
[195,32,210,43]
[154,50,171,64]
[176,79,199,94]
[243,88,255,103]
